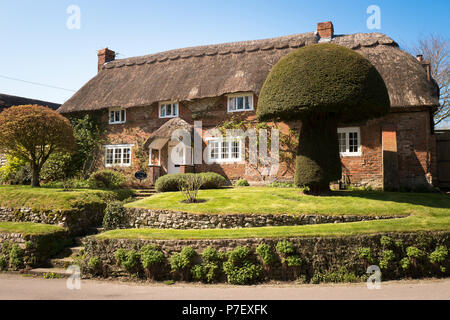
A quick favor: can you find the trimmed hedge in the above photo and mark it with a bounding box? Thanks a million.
[88,170,125,189]
[155,172,227,193]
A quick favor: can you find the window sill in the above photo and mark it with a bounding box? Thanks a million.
[340,153,362,157]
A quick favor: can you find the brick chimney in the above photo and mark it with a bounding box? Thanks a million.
[416,54,431,81]
[97,48,115,72]
[416,54,423,62]
[317,21,334,39]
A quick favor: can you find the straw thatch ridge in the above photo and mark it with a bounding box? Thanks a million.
[144,117,193,149]
[58,31,439,114]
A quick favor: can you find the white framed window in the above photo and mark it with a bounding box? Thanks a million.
[227,93,254,112]
[104,144,133,167]
[207,138,242,163]
[109,108,126,124]
[338,127,361,157]
[159,101,179,118]
[0,155,6,167]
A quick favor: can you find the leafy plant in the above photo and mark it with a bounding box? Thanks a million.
[357,247,374,265]
[9,244,24,270]
[222,246,262,285]
[88,170,125,189]
[256,244,276,266]
[155,172,226,192]
[115,249,141,275]
[88,256,102,275]
[169,247,197,281]
[140,245,165,279]
[429,246,448,273]
[380,236,394,249]
[276,240,295,255]
[379,250,395,270]
[235,179,250,187]
[102,201,127,230]
[179,174,204,203]
[0,254,7,270]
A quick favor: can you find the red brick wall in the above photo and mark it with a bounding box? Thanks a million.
[95,95,436,190]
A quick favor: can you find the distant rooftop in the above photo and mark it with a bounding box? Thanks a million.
[0,93,61,112]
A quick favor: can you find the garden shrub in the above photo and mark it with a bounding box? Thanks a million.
[140,245,165,279]
[235,179,249,187]
[169,247,197,281]
[429,246,448,273]
[268,181,296,188]
[256,244,276,266]
[190,247,225,283]
[9,244,24,270]
[88,170,125,189]
[0,254,7,270]
[223,246,262,285]
[88,256,102,275]
[276,240,295,255]
[102,202,127,230]
[155,172,226,192]
[0,155,30,185]
[115,249,141,275]
[179,174,204,203]
[379,250,395,270]
[276,240,302,279]
[311,267,361,284]
[357,247,375,265]
[285,255,302,267]
[380,236,394,249]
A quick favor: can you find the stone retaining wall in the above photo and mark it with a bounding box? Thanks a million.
[83,231,450,282]
[123,207,406,229]
[0,203,106,235]
[0,230,70,267]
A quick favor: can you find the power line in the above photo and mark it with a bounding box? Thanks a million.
[0,75,76,92]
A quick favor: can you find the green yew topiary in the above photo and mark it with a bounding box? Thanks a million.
[258,43,390,193]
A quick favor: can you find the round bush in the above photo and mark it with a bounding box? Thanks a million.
[235,179,250,187]
[88,170,125,189]
[155,172,226,192]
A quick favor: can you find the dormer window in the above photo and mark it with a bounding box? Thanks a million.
[227,93,254,112]
[109,108,126,124]
[159,101,179,118]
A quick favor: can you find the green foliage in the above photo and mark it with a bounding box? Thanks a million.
[257,43,390,123]
[256,244,276,265]
[400,257,411,270]
[40,114,104,181]
[380,236,394,249]
[102,202,127,230]
[223,246,262,285]
[311,267,361,284]
[201,247,224,263]
[140,245,165,269]
[115,249,141,275]
[9,244,24,270]
[276,240,295,255]
[358,247,375,264]
[429,246,448,267]
[155,173,226,192]
[88,256,102,275]
[191,262,220,283]
[285,255,302,267]
[235,179,250,187]
[268,181,296,188]
[294,117,341,192]
[41,178,90,189]
[88,170,125,189]
[0,254,7,270]
[406,246,424,259]
[0,155,30,185]
[379,250,395,270]
[169,247,197,280]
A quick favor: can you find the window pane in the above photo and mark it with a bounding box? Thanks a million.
[109,111,115,123]
[160,105,166,117]
[173,103,178,116]
[349,132,358,153]
[338,132,347,153]
[167,104,172,116]
[231,140,240,159]
[221,141,229,159]
[210,141,219,160]
[237,97,244,110]
[114,148,122,164]
[229,98,235,111]
[121,110,125,122]
[115,111,121,122]
[106,149,113,164]
[123,148,131,164]
[245,96,250,109]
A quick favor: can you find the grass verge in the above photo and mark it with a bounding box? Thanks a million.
[0,222,65,235]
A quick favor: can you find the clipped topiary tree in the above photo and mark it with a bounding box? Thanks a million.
[258,43,390,193]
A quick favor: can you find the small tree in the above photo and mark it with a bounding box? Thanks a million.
[0,105,75,187]
[179,174,204,203]
[258,44,390,193]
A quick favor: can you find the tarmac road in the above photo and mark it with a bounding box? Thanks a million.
[0,273,449,300]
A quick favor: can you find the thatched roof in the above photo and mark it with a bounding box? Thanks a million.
[144,117,193,149]
[0,93,60,113]
[58,31,439,114]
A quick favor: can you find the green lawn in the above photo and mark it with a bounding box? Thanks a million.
[99,187,450,240]
[126,187,449,217]
[0,185,133,211]
[0,222,64,235]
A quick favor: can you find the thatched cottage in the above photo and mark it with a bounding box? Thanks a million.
[58,22,440,190]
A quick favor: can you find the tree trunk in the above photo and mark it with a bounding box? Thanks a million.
[31,163,40,187]
[294,115,341,194]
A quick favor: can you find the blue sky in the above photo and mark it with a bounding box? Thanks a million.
[0,0,449,104]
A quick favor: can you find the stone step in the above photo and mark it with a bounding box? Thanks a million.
[50,257,76,269]
[29,268,70,278]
